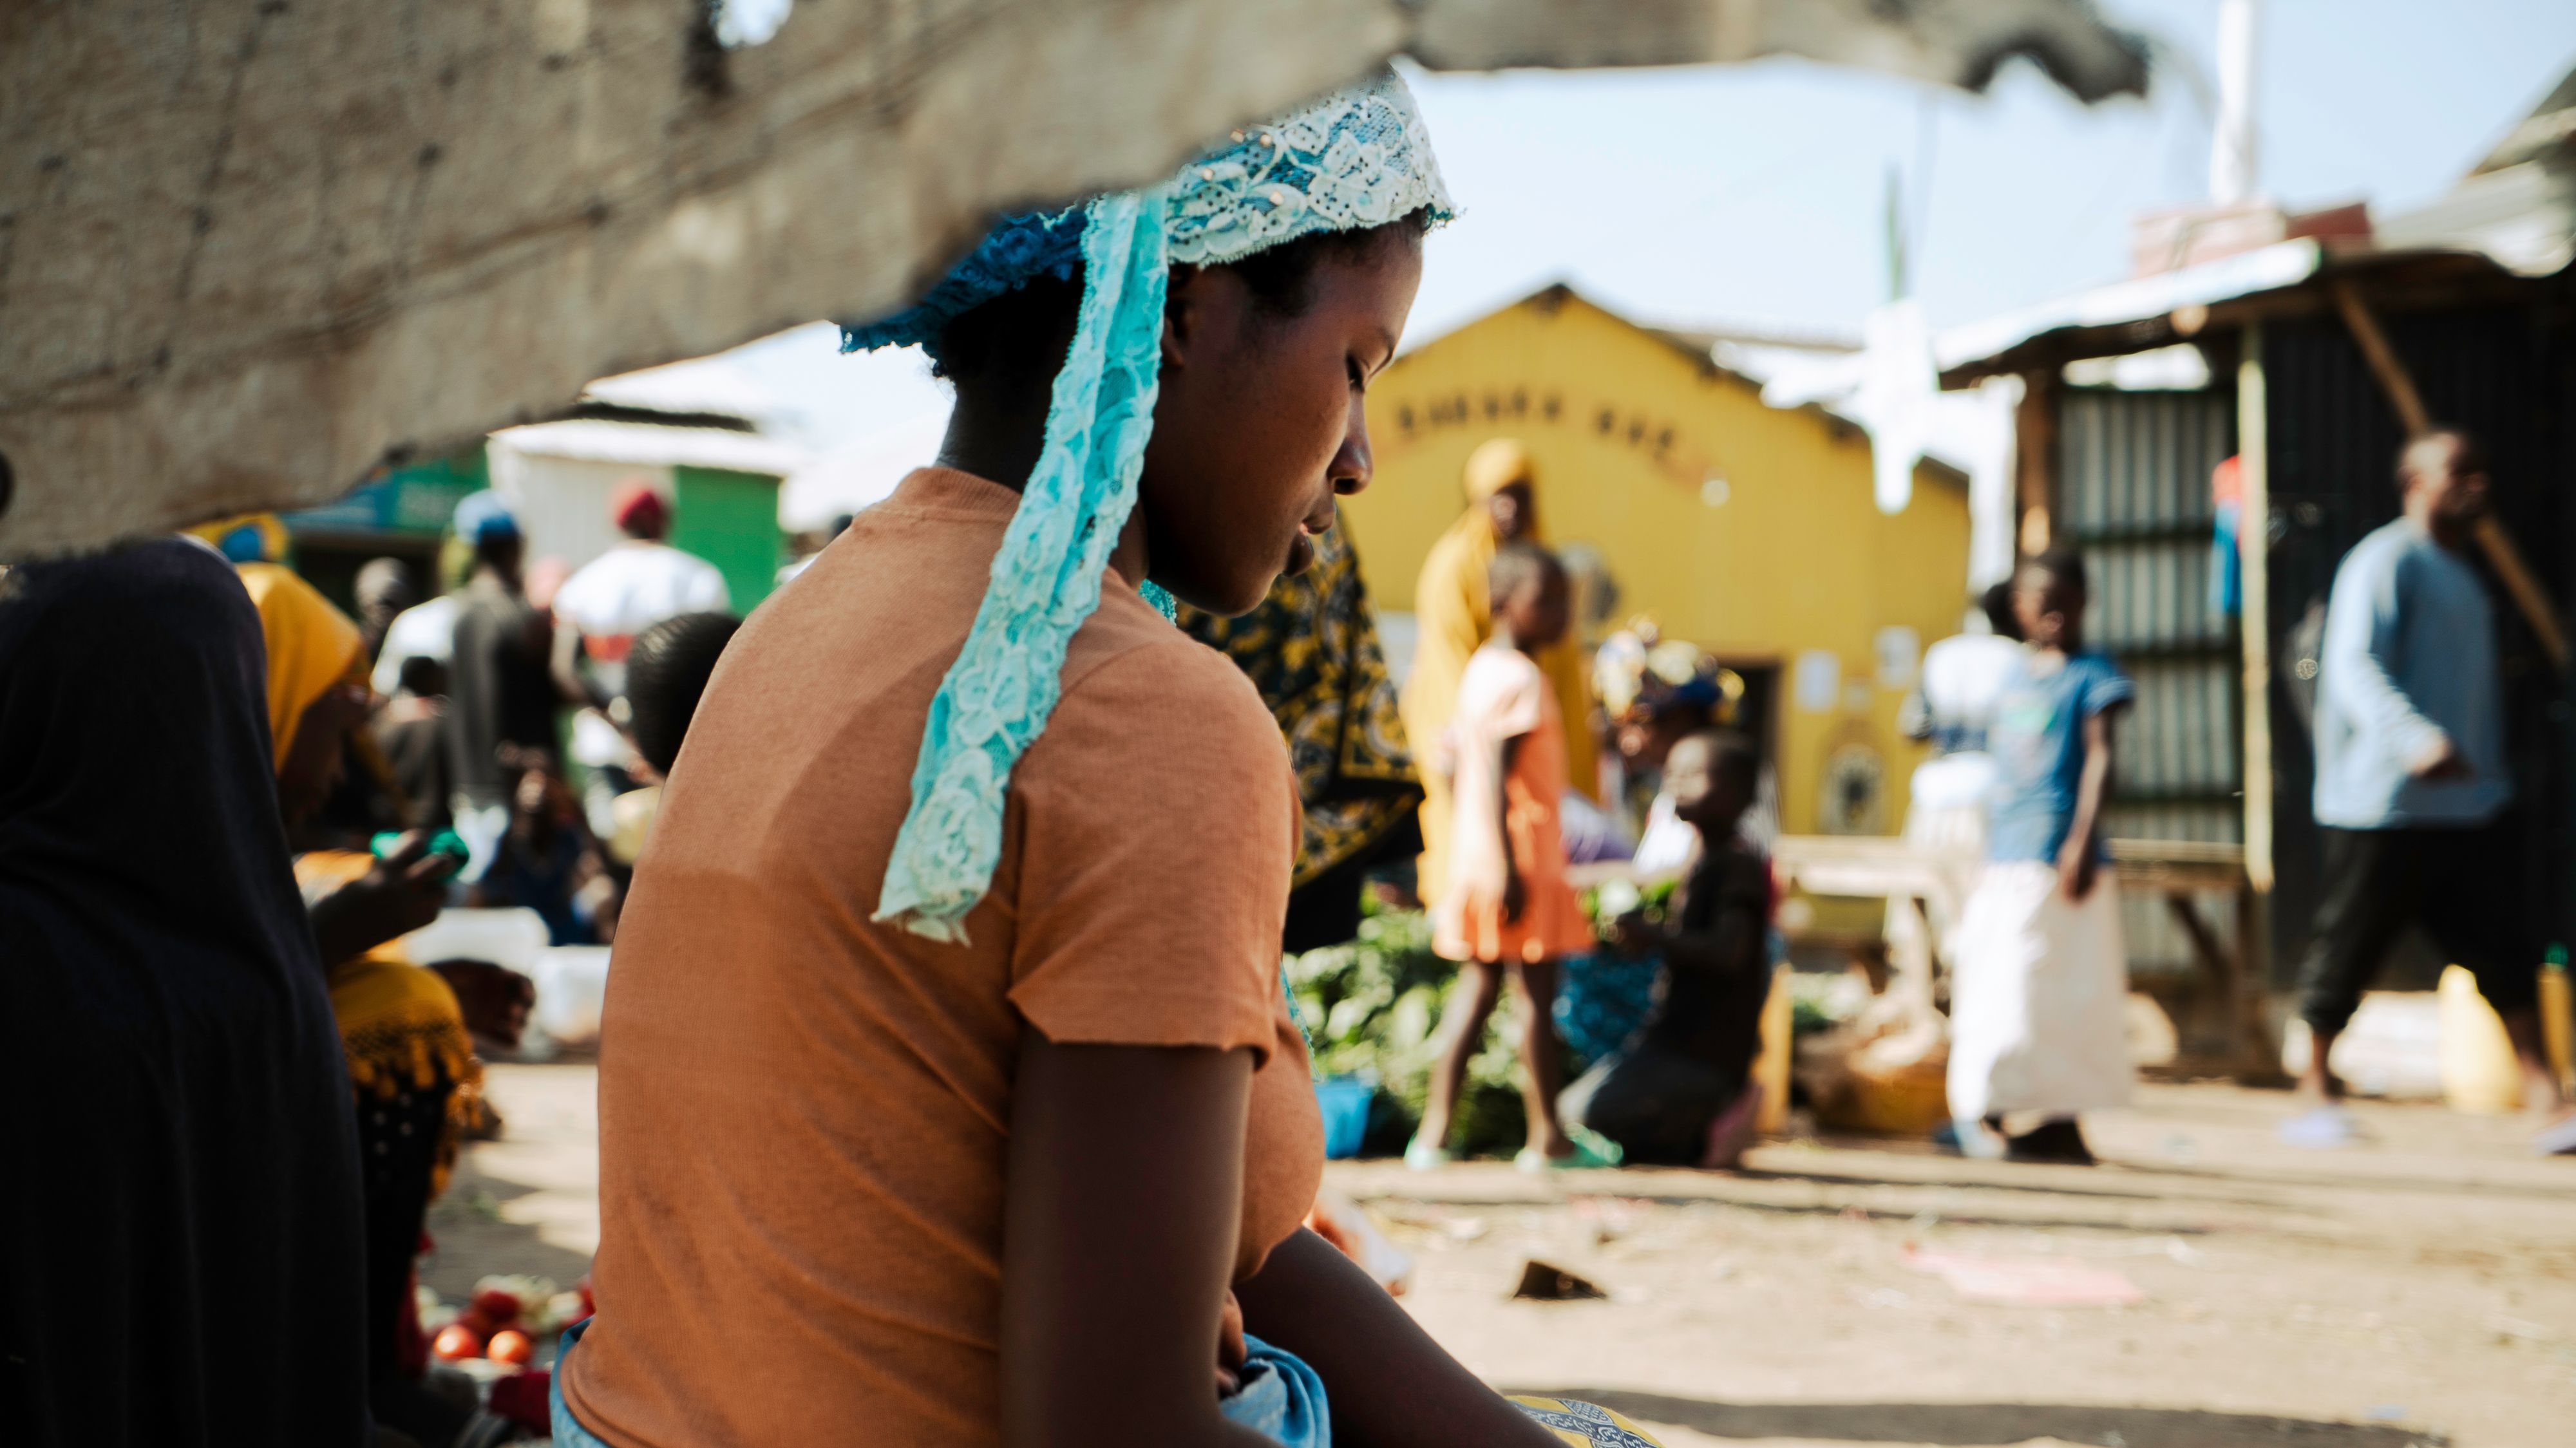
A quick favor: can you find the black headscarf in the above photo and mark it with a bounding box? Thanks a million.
[0,539,370,1447]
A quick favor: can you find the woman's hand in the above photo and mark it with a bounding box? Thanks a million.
[1235,1228,1564,1448]
[307,831,455,966]
[428,959,536,1048]
[1001,1035,1273,1448]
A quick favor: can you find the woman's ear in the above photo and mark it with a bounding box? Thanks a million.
[1160,263,1206,368]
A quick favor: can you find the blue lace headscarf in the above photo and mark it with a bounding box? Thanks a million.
[842,68,1452,943]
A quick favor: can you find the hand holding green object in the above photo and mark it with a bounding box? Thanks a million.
[312,830,459,965]
[374,829,470,869]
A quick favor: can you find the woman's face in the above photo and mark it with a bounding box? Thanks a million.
[1138,233,1425,615]
[1495,565,1571,650]
[2012,568,2082,652]
[276,683,368,825]
[1486,481,1533,542]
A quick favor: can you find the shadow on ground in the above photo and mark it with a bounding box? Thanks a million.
[1354,1185,2221,1236]
[1506,1389,2442,1447]
[421,1164,596,1299]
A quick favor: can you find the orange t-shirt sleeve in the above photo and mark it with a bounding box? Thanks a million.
[1006,641,1296,1062]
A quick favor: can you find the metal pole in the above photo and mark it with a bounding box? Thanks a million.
[2211,0,2261,205]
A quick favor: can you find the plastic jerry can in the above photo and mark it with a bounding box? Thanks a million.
[2438,964,2523,1115]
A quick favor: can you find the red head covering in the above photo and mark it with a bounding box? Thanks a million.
[612,480,671,538]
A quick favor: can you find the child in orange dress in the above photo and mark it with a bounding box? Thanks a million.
[1413,544,1611,1171]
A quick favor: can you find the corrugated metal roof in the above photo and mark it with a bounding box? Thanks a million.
[1938,240,2325,381]
[1936,241,2553,385]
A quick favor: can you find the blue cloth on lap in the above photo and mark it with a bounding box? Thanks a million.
[551,1318,1332,1447]
[1225,1333,1332,1446]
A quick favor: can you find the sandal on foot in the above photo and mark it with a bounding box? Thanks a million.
[1516,1131,1623,1173]
[2278,1105,2365,1149]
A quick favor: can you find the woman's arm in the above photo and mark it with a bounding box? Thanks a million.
[1235,1227,1560,1448]
[1660,852,1765,977]
[2056,706,2122,901]
[1660,914,1762,978]
[1001,1034,1273,1448]
[1497,731,1526,922]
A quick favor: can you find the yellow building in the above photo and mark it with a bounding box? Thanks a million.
[1347,285,1973,841]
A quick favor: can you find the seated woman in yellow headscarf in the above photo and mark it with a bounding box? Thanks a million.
[238,559,518,1448]
[1400,438,1598,905]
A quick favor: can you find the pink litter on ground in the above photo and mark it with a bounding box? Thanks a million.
[1902,1246,2145,1306]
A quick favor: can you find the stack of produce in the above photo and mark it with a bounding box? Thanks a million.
[421,1274,593,1367]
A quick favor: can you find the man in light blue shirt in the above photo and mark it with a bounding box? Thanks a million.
[2290,429,2569,1151]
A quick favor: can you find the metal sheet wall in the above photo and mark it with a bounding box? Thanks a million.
[2058,388,2240,972]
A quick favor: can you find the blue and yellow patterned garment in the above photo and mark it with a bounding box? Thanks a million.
[1511,1396,1670,1447]
[1178,523,1420,891]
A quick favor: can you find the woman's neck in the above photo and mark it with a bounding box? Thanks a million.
[936,391,1043,494]
[936,387,1154,590]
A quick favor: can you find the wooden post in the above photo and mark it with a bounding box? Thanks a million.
[2237,324,2275,896]
[2331,279,2570,669]
[2236,323,2278,1078]
[2329,281,2429,433]
[2014,368,2059,556]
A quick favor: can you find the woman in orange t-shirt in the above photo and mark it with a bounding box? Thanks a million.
[554,72,1662,1448]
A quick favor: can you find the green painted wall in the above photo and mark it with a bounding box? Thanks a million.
[672,466,784,612]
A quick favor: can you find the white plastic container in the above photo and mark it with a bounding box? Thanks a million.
[397,907,551,975]
[533,946,614,1046]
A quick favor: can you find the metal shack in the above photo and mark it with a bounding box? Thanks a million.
[1936,68,2576,1064]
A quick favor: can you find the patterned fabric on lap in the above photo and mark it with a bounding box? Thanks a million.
[1509,1396,1669,1447]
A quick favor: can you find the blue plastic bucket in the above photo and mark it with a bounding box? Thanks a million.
[1312,1076,1374,1160]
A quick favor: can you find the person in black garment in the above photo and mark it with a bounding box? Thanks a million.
[0,538,372,1447]
[1558,729,1773,1168]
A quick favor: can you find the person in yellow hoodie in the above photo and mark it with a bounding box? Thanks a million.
[1401,438,1598,905]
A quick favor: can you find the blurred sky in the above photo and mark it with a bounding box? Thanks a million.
[749,0,2576,449]
[1403,0,2576,341]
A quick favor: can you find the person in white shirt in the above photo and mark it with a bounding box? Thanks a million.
[550,481,733,836]
[1897,581,2025,852]
[550,481,732,708]
[369,592,460,699]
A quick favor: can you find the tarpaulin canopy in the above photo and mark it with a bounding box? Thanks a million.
[0,0,2146,558]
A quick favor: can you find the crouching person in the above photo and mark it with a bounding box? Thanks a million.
[1560,731,1773,1169]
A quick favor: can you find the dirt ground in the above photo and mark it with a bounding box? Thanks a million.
[433,1067,2574,1448]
